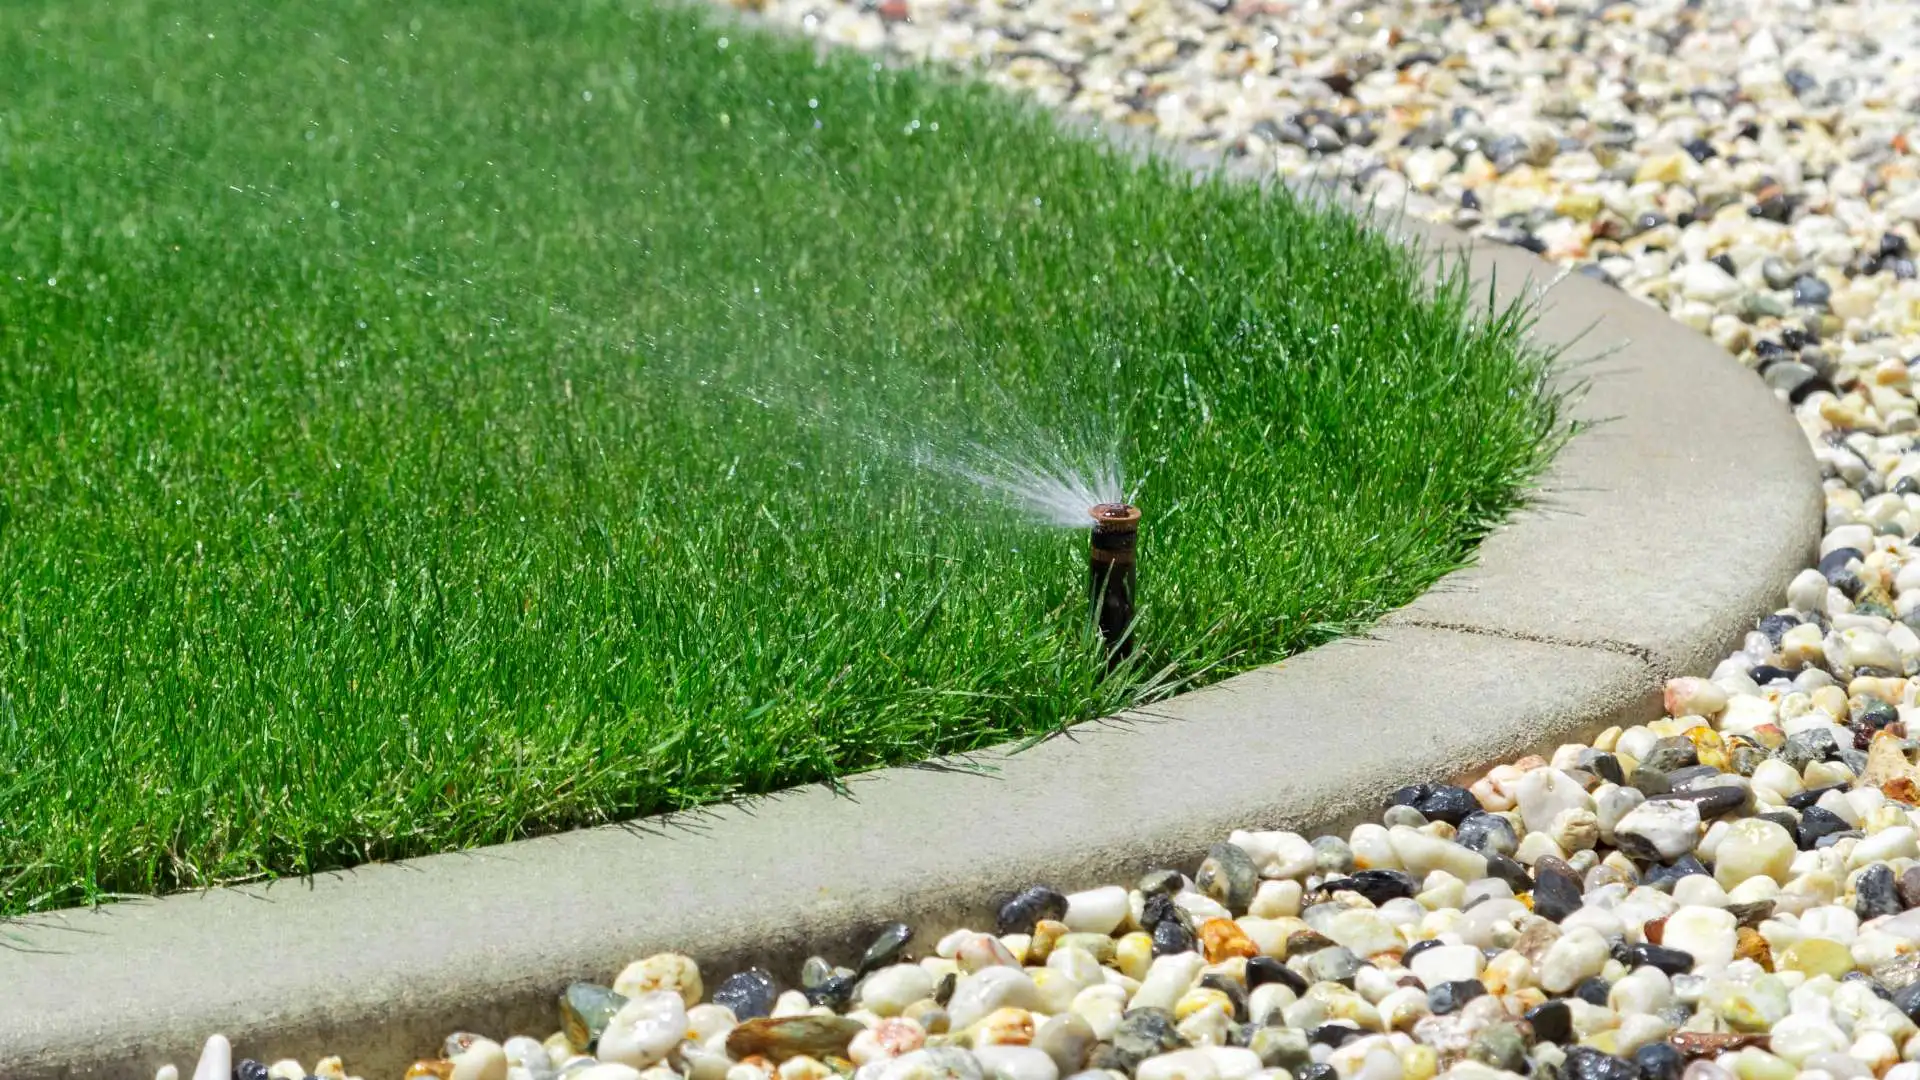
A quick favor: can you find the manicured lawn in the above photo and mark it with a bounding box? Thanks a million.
[0,0,1566,913]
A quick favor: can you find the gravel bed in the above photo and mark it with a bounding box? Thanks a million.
[158,0,1920,1078]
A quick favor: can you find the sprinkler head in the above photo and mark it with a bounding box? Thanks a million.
[1088,503,1140,665]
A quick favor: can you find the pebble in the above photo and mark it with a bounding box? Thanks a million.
[858,965,938,1017]
[614,955,703,1009]
[1061,888,1128,936]
[1614,800,1703,862]
[999,888,1070,936]
[599,994,690,1069]
[714,970,780,1023]
[1712,819,1796,888]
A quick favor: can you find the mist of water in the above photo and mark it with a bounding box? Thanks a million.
[914,436,1125,527]
[727,366,1130,529]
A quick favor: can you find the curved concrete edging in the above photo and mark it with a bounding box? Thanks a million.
[0,101,1820,1080]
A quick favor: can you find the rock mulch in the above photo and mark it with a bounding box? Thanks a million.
[157,0,1920,1077]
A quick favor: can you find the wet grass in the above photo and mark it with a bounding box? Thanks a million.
[0,0,1568,914]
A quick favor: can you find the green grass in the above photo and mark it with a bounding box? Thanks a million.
[0,0,1567,915]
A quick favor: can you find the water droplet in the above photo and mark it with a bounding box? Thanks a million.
[717,36,729,49]
[582,89,593,102]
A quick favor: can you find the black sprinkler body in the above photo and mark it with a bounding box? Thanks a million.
[1089,502,1140,664]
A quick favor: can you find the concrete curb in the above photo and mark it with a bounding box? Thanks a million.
[0,68,1821,1080]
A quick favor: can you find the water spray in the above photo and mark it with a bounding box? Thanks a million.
[1088,502,1140,664]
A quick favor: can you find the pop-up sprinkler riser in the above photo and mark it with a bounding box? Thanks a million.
[1088,502,1140,664]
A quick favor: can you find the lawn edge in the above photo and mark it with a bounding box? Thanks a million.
[0,47,1821,1080]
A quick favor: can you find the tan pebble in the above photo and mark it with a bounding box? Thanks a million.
[1735,927,1772,970]
[314,1061,348,1080]
[1173,987,1236,1022]
[1686,728,1731,771]
[848,1018,926,1066]
[970,1007,1035,1047]
[1812,684,1850,718]
[1482,950,1533,996]
[614,953,704,1008]
[1200,919,1258,964]
[1779,937,1853,978]
[776,1056,833,1080]
[1056,932,1117,963]
[1027,920,1067,963]
[1635,153,1689,185]
[1115,932,1154,980]
[403,1063,453,1080]
[266,1063,306,1080]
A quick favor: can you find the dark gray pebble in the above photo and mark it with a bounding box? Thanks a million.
[1643,854,1710,892]
[713,968,779,1021]
[1485,852,1533,892]
[1428,979,1487,1015]
[1152,917,1196,957]
[1532,857,1584,922]
[1625,943,1694,976]
[859,921,914,974]
[997,886,1069,936]
[1794,274,1834,308]
[1564,1045,1638,1080]
[1247,954,1310,996]
[1524,999,1572,1044]
[1574,977,1611,1006]
[1858,863,1904,920]
[1577,750,1625,786]
[1632,1042,1684,1080]
[1325,869,1419,905]
[1456,812,1519,858]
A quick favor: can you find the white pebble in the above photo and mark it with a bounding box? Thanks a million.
[1136,1050,1220,1080]
[1514,769,1594,834]
[1714,818,1796,888]
[971,1047,1058,1080]
[1538,927,1610,993]
[1130,952,1206,1012]
[598,992,689,1070]
[1662,906,1738,973]
[858,964,937,1016]
[1408,944,1484,986]
[1227,831,1317,880]
[191,1036,231,1080]
[949,967,1041,1029]
[1062,886,1129,934]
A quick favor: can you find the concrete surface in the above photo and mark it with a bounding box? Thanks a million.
[0,88,1821,1080]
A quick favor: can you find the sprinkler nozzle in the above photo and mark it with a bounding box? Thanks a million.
[1088,502,1139,664]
